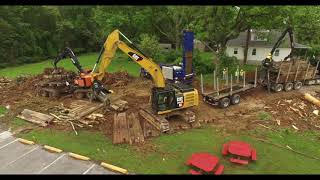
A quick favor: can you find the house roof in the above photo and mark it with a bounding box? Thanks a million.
[227,30,310,49]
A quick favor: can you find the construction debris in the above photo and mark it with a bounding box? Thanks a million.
[127,113,144,144]
[0,76,11,88]
[17,109,54,127]
[48,100,105,128]
[113,113,130,144]
[110,100,129,112]
[139,109,169,133]
[112,112,145,144]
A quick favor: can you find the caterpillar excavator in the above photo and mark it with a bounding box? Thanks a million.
[43,29,199,131]
[92,29,199,118]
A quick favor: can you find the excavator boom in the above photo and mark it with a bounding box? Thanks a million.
[92,29,198,115]
[92,29,165,88]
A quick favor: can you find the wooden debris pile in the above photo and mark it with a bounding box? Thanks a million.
[265,95,320,131]
[0,76,12,88]
[48,100,105,128]
[110,100,129,112]
[17,109,54,127]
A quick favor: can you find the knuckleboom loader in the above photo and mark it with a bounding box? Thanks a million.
[91,29,199,119]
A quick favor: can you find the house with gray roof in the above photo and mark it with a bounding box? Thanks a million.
[226,29,310,64]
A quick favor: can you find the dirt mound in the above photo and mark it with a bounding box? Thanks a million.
[102,71,133,87]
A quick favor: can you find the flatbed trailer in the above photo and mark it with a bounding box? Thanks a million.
[201,68,258,108]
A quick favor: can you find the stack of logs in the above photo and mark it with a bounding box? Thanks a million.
[270,60,318,82]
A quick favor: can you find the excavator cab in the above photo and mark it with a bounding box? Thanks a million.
[151,87,177,113]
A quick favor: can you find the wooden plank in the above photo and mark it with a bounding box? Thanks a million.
[128,113,144,144]
[76,103,104,119]
[113,113,130,144]
[17,109,54,127]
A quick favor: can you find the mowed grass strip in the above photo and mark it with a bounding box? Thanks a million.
[17,126,320,174]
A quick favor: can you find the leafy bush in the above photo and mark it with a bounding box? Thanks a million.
[138,34,163,63]
[193,49,214,74]
[218,53,240,75]
[164,49,181,64]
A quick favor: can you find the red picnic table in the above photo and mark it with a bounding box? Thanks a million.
[186,152,224,175]
[222,141,257,165]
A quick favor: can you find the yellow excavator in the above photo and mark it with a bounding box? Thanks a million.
[89,29,199,116]
[49,29,199,131]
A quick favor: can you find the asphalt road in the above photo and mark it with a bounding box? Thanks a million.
[0,128,118,174]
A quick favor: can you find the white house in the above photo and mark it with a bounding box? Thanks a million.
[226,29,310,64]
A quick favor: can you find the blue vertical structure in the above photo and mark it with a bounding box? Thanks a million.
[182,30,194,84]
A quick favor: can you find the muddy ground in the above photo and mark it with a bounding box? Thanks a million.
[0,68,319,142]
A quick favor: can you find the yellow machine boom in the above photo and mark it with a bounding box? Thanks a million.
[91,29,198,115]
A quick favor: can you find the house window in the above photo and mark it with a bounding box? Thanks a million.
[234,48,238,55]
[275,49,280,56]
[252,48,256,56]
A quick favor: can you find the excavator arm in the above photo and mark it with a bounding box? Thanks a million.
[262,27,294,68]
[53,47,84,73]
[91,29,165,88]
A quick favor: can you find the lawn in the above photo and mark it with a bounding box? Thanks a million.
[17,126,320,174]
[0,52,141,78]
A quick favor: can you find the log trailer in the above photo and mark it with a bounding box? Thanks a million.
[202,27,320,108]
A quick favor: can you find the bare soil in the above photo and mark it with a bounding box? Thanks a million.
[0,68,319,143]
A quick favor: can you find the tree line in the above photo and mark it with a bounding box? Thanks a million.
[1,6,320,69]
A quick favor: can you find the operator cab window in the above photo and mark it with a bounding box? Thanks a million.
[252,48,256,56]
[234,48,238,55]
[275,49,280,56]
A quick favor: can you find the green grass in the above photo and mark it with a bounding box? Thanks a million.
[0,52,141,78]
[257,111,272,121]
[17,126,320,174]
[0,106,7,115]
[9,118,32,131]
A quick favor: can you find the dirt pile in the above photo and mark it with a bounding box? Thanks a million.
[102,71,132,87]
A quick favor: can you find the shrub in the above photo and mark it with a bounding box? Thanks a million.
[138,34,162,63]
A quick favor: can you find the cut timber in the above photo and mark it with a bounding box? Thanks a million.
[110,100,129,112]
[113,113,130,144]
[127,113,144,144]
[304,93,320,107]
[17,109,54,127]
[140,118,161,138]
[76,103,104,119]
[139,109,169,133]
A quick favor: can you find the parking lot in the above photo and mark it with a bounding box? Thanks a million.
[0,129,117,174]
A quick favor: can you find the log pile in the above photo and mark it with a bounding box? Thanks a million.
[270,60,318,83]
